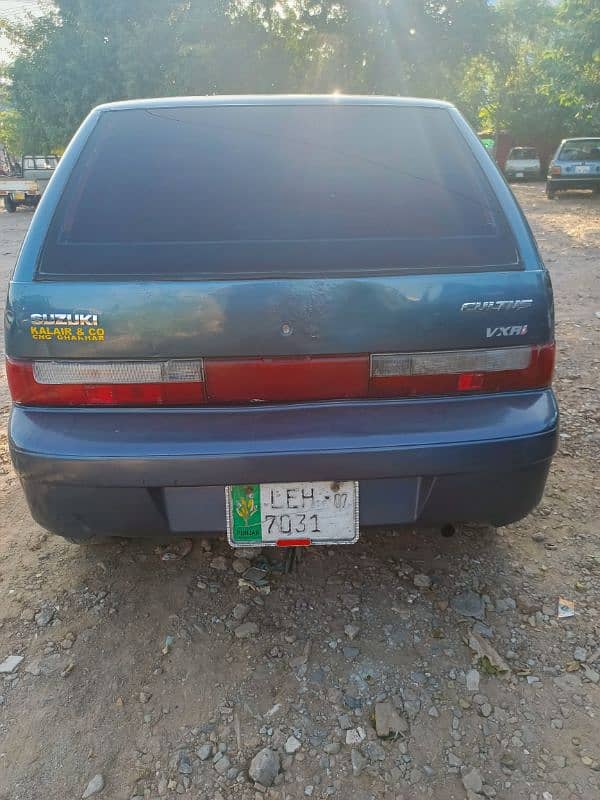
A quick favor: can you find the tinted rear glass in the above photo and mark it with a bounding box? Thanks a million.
[558,139,600,162]
[39,105,518,278]
[508,148,537,160]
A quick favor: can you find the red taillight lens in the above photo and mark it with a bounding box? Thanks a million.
[550,165,561,175]
[6,358,206,406]
[368,344,555,397]
[6,345,555,407]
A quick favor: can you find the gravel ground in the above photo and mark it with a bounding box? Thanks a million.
[0,184,598,800]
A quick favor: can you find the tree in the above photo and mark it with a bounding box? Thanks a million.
[1,0,598,152]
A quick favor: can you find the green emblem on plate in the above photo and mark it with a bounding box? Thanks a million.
[230,484,262,543]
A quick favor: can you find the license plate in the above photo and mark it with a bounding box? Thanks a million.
[516,172,524,178]
[575,165,591,174]
[13,192,25,201]
[226,481,359,547]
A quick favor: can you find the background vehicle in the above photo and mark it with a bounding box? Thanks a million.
[0,153,58,212]
[546,137,600,198]
[504,146,541,181]
[5,96,557,545]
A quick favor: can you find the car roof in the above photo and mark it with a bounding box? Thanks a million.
[93,94,455,113]
[560,137,600,142]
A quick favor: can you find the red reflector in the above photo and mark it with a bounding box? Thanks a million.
[205,356,369,403]
[457,372,485,391]
[6,359,206,407]
[276,539,312,547]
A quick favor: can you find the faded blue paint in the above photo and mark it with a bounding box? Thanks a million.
[4,96,558,539]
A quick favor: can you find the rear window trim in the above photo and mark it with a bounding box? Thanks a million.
[35,103,523,281]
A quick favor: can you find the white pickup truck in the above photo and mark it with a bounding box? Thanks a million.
[504,147,541,181]
[0,154,59,212]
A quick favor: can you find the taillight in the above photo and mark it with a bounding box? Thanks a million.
[6,358,205,406]
[550,165,561,175]
[369,344,555,397]
[6,344,554,407]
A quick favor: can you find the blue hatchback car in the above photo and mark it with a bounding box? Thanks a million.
[5,96,558,546]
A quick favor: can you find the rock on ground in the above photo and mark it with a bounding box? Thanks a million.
[374,701,409,737]
[82,774,105,798]
[462,767,483,794]
[249,747,280,786]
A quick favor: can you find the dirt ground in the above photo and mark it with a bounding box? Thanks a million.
[0,185,598,800]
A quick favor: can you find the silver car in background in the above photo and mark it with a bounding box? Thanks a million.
[504,147,541,181]
[546,137,600,198]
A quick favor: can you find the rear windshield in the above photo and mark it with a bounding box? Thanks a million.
[39,105,518,278]
[558,139,600,162]
[508,148,537,160]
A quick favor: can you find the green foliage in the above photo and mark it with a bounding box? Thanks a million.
[0,0,598,152]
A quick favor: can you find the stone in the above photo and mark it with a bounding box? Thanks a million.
[428,706,439,718]
[413,574,432,589]
[234,622,259,639]
[214,755,231,775]
[374,701,409,738]
[35,605,55,627]
[448,752,462,767]
[82,774,105,798]
[344,624,360,641]
[249,748,280,787]
[285,735,301,754]
[467,632,510,674]
[466,669,480,692]
[574,647,587,662]
[0,655,24,674]
[197,743,213,761]
[232,603,250,621]
[364,741,385,762]
[462,767,483,794]
[177,751,192,775]
[452,590,485,620]
[480,703,493,718]
[351,749,368,777]
[495,597,517,612]
[232,558,251,574]
[338,714,352,730]
[584,667,600,684]
[345,727,366,745]
[323,742,340,755]
[211,556,228,571]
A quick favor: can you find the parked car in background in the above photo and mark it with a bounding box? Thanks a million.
[546,137,600,199]
[0,154,59,212]
[5,96,557,546]
[504,147,541,181]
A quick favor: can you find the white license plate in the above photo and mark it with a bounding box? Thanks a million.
[226,481,359,547]
[516,172,524,178]
[575,165,591,174]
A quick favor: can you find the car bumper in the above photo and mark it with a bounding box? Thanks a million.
[9,391,559,538]
[547,177,600,191]
[506,170,540,179]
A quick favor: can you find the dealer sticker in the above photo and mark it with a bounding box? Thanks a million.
[29,312,104,342]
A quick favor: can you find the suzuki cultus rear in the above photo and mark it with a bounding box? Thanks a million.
[5,96,558,545]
